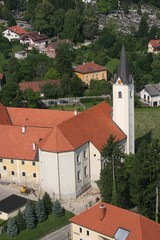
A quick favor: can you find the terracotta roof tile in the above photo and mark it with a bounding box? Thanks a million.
[70,202,160,240]
[19,80,60,92]
[7,107,74,128]
[149,40,160,48]
[0,73,4,80]
[0,125,51,160]
[8,26,27,35]
[74,62,107,74]
[22,32,48,41]
[0,104,12,125]
[40,102,126,152]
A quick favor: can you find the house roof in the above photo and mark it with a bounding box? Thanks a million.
[49,39,74,50]
[144,84,160,97]
[0,73,4,80]
[39,101,126,152]
[0,104,12,125]
[0,194,27,213]
[70,202,160,240]
[7,107,74,128]
[22,32,48,41]
[18,80,60,92]
[149,40,160,48]
[74,62,107,74]
[8,26,27,35]
[0,125,51,160]
[113,45,133,85]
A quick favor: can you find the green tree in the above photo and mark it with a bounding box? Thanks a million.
[97,0,118,14]
[43,192,53,215]
[56,44,74,77]
[52,199,65,218]
[99,135,124,206]
[34,0,55,36]
[138,16,149,37]
[41,83,58,99]
[70,75,84,97]
[53,9,65,36]
[35,199,47,223]
[59,74,71,97]
[25,200,36,229]
[6,218,18,237]
[23,88,40,108]
[62,9,83,43]
[44,68,60,80]
[16,210,26,231]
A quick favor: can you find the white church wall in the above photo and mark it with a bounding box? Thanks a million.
[89,142,101,186]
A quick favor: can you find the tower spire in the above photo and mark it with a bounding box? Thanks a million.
[114,45,133,84]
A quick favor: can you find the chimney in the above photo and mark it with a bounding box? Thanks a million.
[33,143,36,151]
[99,204,106,221]
[22,126,26,134]
[74,109,78,116]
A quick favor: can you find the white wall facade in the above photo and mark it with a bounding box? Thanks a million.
[2,29,20,41]
[113,79,135,154]
[139,88,160,106]
[89,142,101,186]
[39,142,91,200]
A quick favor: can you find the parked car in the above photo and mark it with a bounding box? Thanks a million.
[58,100,69,105]
[48,100,57,106]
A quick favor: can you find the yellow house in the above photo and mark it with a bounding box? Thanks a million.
[69,202,160,240]
[74,62,107,85]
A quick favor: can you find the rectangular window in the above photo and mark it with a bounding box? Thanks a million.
[10,159,14,164]
[11,171,15,176]
[32,161,36,166]
[22,172,26,177]
[33,173,36,178]
[21,160,25,165]
[77,154,80,164]
[3,166,6,170]
[102,73,105,79]
[0,159,3,163]
[84,166,87,177]
[79,227,82,233]
[77,171,81,182]
[87,230,89,236]
[84,150,87,159]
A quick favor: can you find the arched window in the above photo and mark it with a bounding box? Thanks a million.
[118,91,122,98]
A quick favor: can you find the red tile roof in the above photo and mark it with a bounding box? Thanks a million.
[0,125,51,160]
[39,102,126,152]
[0,104,12,125]
[74,62,107,74]
[8,26,27,35]
[22,32,48,41]
[0,73,4,80]
[70,202,160,240]
[18,80,60,92]
[149,40,160,47]
[7,107,74,128]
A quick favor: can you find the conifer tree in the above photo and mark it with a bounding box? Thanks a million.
[6,218,18,237]
[43,192,53,215]
[25,200,36,229]
[52,199,65,217]
[35,199,47,223]
[16,210,26,231]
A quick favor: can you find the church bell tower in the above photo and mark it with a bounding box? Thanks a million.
[113,45,135,154]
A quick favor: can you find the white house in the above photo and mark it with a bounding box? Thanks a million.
[2,26,27,41]
[0,46,134,200]
[15,50,28,59]
[20,32,48,50]
[139,83,160,107]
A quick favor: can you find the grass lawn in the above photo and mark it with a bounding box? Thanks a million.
[106,58,119,73]
[1,211,74,240]
[135,107,160,147]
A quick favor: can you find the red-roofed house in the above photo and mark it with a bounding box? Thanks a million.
[74,62,107,85]
[148,40,160,54]
[20,32,48,50]
[0,46,134,200]
[2,26,27,41]
[70,202,160,240]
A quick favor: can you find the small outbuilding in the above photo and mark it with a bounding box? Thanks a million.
[0,194,27,220]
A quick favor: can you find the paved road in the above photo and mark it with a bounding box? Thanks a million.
[41,225,70,240]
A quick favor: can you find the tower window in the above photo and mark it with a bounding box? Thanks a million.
[118,91,122,98]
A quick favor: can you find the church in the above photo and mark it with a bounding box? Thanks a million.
[0,46,134,200]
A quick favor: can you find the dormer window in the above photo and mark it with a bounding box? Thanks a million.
[118,91,122,98]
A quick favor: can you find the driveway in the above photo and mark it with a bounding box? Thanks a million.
[41,225,70,240]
